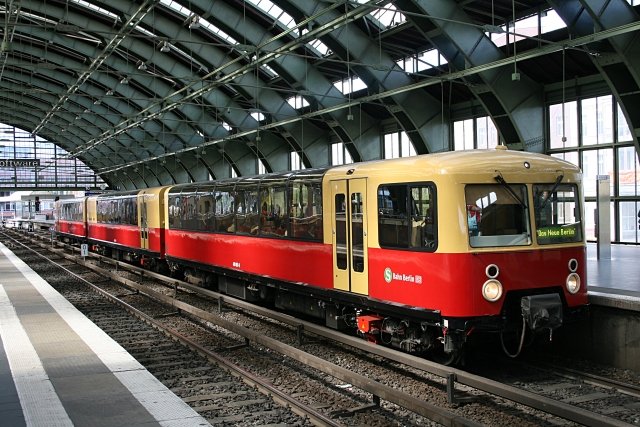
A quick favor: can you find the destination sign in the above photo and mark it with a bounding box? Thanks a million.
[0,159,40,168]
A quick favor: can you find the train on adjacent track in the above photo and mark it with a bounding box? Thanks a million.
[55,147,589,362]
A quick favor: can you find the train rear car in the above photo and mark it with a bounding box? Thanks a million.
[54,197,88,242]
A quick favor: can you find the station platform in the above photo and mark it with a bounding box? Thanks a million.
[586,242,640,311]
[0,242,209,427]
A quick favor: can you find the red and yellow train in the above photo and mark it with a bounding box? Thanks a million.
[55,148,588,361]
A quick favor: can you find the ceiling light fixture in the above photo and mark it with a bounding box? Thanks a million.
[160,41,170,53]
[120,77,128,84]
[138,62,147,71]
[106,89,114,96]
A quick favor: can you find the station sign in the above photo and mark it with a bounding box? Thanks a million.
[0,159,40,168]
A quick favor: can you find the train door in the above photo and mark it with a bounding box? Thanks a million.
[139,193,149,250]
[331,178,368,295]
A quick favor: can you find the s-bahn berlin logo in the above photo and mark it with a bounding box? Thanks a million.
[384,267,423,285]
[384,268,393,283]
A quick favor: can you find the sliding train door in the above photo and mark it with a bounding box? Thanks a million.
[139,192,149,250]
[331,178,368,295]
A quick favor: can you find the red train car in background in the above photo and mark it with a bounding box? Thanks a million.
[86,187,169,271]
[54,197,87,241]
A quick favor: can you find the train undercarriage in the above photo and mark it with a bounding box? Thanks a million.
[170,261,465,364]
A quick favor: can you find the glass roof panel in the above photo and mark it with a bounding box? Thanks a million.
[68,0,118,20]
[354,1,406,29]
[247,0,298,36]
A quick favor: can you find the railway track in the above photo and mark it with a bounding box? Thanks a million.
[2,231,476,426]
[7,228,640,426]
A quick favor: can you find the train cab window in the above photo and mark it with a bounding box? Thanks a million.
[533,184,582,244]
[465,184,531,247]
[378,184,436,251]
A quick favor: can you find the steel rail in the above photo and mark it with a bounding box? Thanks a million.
[22,229,633,426]
[1,231,342,427]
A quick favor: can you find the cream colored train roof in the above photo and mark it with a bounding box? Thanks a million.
[325,148,581,183]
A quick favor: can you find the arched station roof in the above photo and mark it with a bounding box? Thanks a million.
[0,0,638,189]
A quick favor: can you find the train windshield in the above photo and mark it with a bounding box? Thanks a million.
[465,184,531,247]
[533,183,582,244]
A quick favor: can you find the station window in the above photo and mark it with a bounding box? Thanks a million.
[548,94,639,243]
[453,117,499,150]
[384,131,416,159]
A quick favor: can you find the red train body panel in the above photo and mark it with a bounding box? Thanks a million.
[56,220,87,240]
[367,246,588,318]
[88,224,144,252]
[165,230,333,288]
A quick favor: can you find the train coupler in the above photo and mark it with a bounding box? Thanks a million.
[521,293,563,341]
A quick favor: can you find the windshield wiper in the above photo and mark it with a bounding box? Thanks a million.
[540,173,564,210]
[494,173,527,210]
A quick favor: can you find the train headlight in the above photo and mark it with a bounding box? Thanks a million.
[566,273,581,294]
[482,279,503,302]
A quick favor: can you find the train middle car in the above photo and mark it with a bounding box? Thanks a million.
[86,187,169,270]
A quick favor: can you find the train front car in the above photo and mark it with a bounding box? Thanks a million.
[347,147,588,362]
[54,197,88,242]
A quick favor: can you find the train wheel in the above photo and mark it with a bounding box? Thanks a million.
[430,333,464,366]
[431,345,462,366]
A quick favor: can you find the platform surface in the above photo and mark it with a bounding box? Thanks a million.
[587,243,640,294]
[586,242,640,310]
[0,242,210,427]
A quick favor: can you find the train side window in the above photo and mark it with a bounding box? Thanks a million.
[378,184,436,251]
[259,184,287,237]
[290,181,323,241]
[214,187,235,232]
[168,194,181,228]
[198,191,216,232]
[236,188,259,235]
[410,186,436,249]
